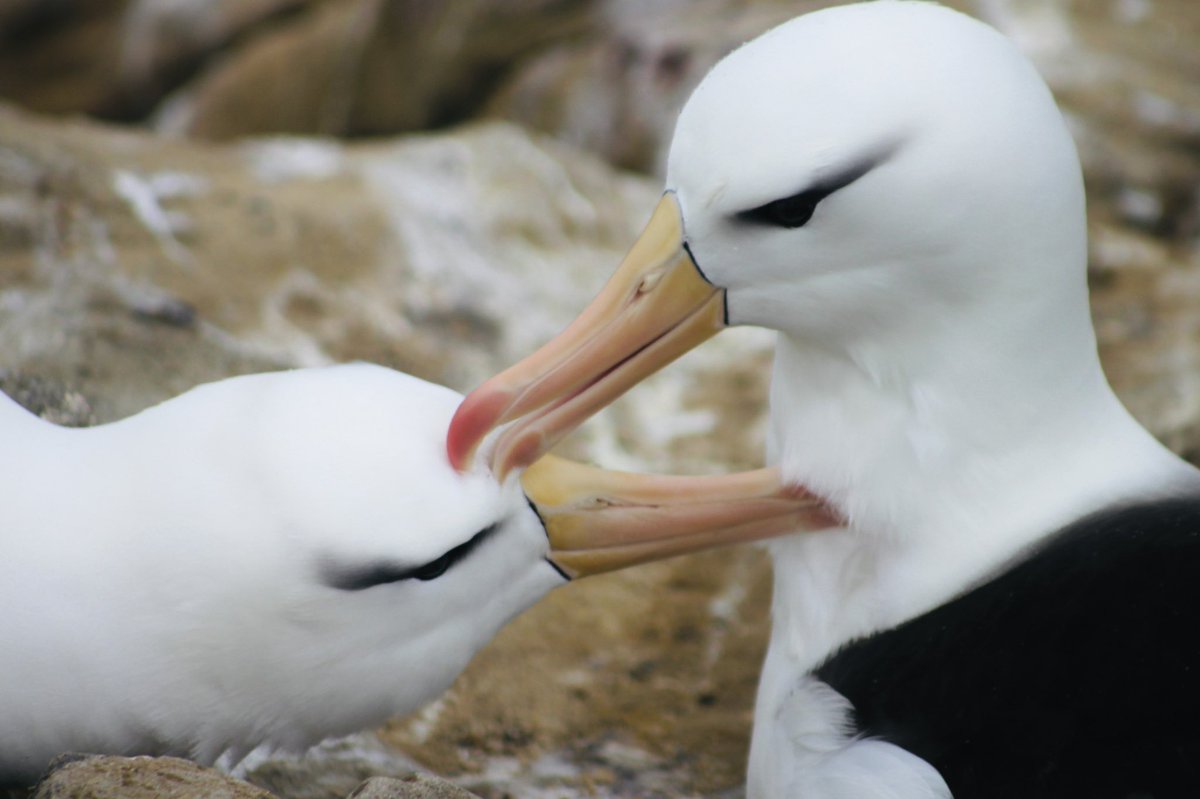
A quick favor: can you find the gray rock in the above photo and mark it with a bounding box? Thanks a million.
[0,371,96,426]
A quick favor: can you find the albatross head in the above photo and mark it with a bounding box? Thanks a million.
[230,365,828,751]
[665,0,1088,347]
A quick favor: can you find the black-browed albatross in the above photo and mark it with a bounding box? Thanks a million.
[0,362,831,786]
[447,2,1200,797]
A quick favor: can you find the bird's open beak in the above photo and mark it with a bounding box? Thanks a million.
[522,455,834,579]
[447,192,723,479]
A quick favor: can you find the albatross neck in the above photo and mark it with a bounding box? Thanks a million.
[764,300,1200,660]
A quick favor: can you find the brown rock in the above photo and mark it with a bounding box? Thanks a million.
[161,0,592,140]
[0,0,41,35]
[0,0,313,121]
[111,0,311,120]
[32,755,274,799]
[0,100,776,796]
[347,775,478,799]
[487,1,810,173]
[239,734,423,799]
[0,103,658,421]
[969,0,1200,241]
[490,0,1200,205]
[0,0,127,116]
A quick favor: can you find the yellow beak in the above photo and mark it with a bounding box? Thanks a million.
[450,194,832,575]
[447,193,722,479]
[523,455,835,579]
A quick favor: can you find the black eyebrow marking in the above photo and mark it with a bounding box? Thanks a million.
[816,154,883,196]
[319,523,499,591]
[733,146,896,228]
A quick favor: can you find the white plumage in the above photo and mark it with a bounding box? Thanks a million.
[447,3,1200,797]
[2,358,816,786]
[0,364,559,782]
[662,6,1200,792]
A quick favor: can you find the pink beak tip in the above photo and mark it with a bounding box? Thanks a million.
[446,389,509,472]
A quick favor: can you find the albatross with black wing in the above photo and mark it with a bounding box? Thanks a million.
[447,2,1200,797]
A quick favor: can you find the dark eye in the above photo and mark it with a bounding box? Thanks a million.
[410,552,454,581]
[738,188,827,229]
[319,523,499,591]
[732,151,895,231]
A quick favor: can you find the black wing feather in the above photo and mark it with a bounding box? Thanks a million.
[816,497,1200,799]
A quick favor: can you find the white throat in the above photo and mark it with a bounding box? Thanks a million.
[765,324,1200,667]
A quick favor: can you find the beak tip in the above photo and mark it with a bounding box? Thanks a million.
[445,416,475,472]
[447,385,513,472]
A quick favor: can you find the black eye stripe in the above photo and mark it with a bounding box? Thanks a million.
[408,551,453,582]
[732,149,889,230]
[320,523,499,591]
[737,187,830,229]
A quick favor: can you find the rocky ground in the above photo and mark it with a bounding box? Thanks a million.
[2,1,1199,797]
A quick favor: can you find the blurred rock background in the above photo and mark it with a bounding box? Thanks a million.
[1,0,1198,797]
